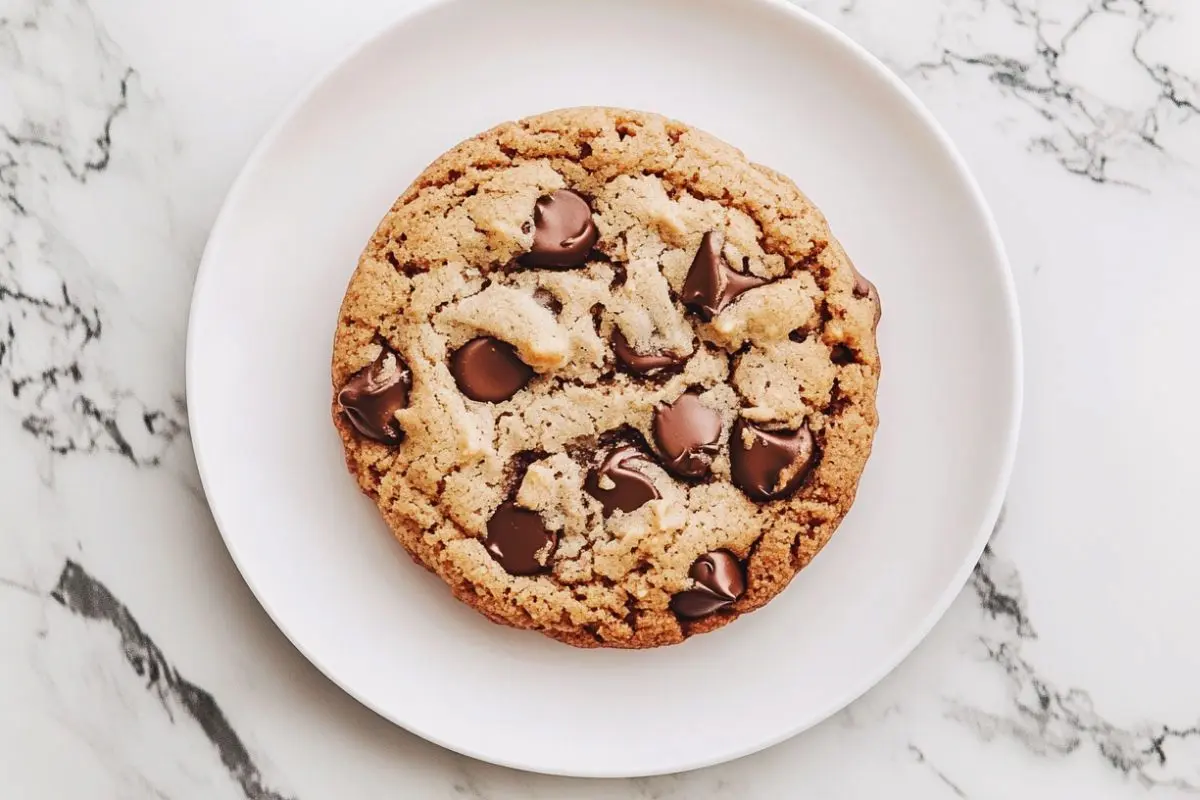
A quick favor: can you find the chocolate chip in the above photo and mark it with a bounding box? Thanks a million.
[532,288,563,314]
[611,329,686,375]
[584,446,660,516]
[681,231,767,320]
[485,503,556,576]
[609,262,628,288]
[729,419,817,501]
[830,344,856,365]
[652,392,723,479]
[670,550,746,619]
[337,347,410,444]
[518,189,598,268]
[450,337,534,402]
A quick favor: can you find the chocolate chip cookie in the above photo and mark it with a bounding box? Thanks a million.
[331,107,880,648]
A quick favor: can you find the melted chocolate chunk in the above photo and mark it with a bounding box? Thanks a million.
[729,419,817,501]
[652,392,723,479]
[485,503,556,576]
[518,189,598,268]
[611,329,686,375]
[337,347,411,444]
[670,550,746,619]
[450,337,534,402]
[584,446,660,516]
[681,231,767,320]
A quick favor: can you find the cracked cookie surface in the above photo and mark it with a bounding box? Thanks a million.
[331,107,880,648]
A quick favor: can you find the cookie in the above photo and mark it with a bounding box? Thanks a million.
[331,107,881,648]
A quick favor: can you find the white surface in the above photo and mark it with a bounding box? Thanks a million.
[2,0,1199,796]
[186,0,1019,777]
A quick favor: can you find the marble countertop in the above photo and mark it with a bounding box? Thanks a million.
[2,0,1198,797]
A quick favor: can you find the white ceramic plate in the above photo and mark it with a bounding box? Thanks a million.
[188,0,1021,778]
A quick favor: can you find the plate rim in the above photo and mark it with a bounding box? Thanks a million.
[186,0,1023,777]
